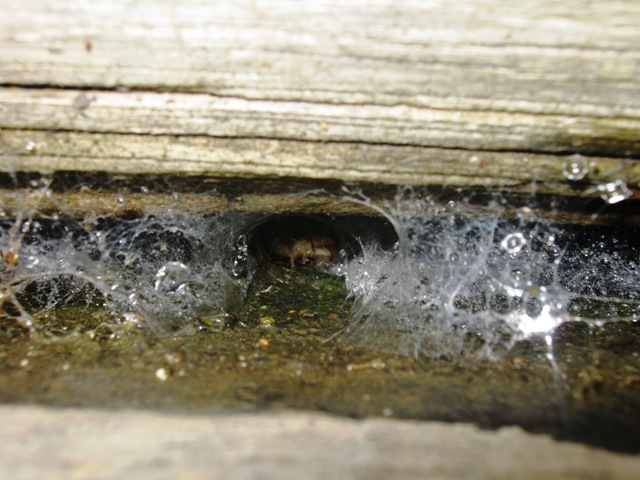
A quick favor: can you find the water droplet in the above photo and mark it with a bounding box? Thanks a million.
[544,234,556,246]
[511,269,524,282]
[24,140,37,154]
[155,367,169,381]
[154,261,190,293]
[501,232,527,254]
[600,254,612,265]
[25,255,40,269]
[562,154,589,181]
[597,179,632,204]
[117,196,126,205]
[232,234,249,277]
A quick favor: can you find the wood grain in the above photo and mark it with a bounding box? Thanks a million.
[0,0,638,215]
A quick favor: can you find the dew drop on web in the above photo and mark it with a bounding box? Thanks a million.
[500,232,527,254]
[232,234,249,277]
[597,179,632,204]
[562,154,589,181]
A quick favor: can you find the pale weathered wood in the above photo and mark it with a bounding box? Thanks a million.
[2,0,639,111]
[1,87,640,156]
[2,129,639,189]
[0,0,638,216]
[2,406,639,480]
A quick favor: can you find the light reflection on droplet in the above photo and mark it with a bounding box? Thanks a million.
[562,154,589,181]
[155,367,169,381]
[597,179,632,204]
[25,255,40,269]
[24,140,37,154]
[500,232,527,254]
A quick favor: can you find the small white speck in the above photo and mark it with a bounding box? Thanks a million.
[155,367,169,381]
[24,140,37,154]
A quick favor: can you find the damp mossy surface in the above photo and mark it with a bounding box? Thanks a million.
[1,261,639,453]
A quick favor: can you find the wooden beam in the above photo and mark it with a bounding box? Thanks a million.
[1,87,640,156]
[0,0,638,219]
[2,0,639,112]
[1,128,638,190]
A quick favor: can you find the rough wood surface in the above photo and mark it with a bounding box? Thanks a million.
[2,0,639,110]
[3,128,639,189]
[0,0,639,210]
[1,406,639,480]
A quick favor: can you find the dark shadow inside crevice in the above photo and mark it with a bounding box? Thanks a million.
[245,214,398,267]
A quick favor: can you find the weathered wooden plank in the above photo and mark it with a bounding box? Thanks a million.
[0,185,377,219]
[2,0,639,111]
[2,0,640,156]
[1,129,639,191]
[3,406,639,480]
[0,0,638,221]
[1,87,640,156]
